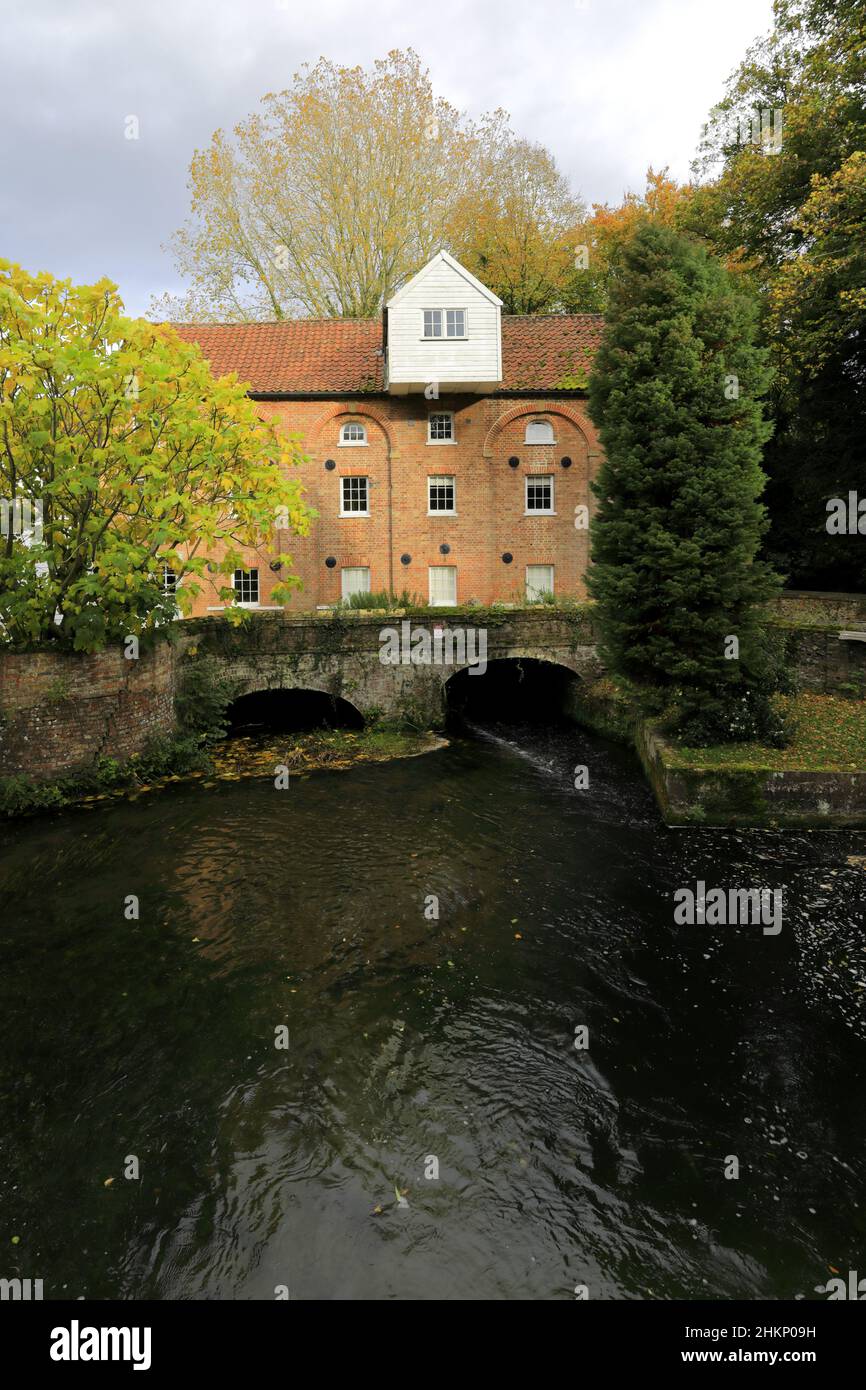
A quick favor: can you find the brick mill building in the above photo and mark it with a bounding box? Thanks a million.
[175,251,604,613]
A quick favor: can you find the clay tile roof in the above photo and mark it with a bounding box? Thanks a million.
[172,313,604,395]
[500,314,604,391]
[172,319,385,394]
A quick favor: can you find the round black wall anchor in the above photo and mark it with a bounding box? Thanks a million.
[324,458,336,470]
[560,456,573,468]
[400,553,412,566]
[508,456,519,468]
[502,552,513,564]
[269,561,282,572]
[439,543,451,555]
[325,556,337,568]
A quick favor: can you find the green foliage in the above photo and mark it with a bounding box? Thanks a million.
[566,675,641,744]
[669,678,790,748]
[0,774,66,817]
[0,260,311,653]
[669,623,795,745]
[44,676,72,702]
[133,733,209,780]
[338,589,421,611]
[665,692,866,772]
[587,222,785,746]
[687,0,866,589]
[175,658,243,743]
[0,733,209,818]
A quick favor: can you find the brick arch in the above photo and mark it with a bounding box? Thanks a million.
[310,402,397,454]
[482,403,592,458]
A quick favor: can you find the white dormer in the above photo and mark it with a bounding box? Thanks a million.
[384,250,502,395]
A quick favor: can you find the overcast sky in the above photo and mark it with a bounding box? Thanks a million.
[0,0,774,316]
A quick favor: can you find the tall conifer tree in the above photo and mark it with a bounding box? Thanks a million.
[587,223,784,744]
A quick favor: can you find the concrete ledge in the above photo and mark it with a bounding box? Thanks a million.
[636,723,866,828]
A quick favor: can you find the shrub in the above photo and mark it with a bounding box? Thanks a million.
[339,589,420,611]
[175,658,242,742]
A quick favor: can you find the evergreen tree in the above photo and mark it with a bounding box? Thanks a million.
[587,224,785,745]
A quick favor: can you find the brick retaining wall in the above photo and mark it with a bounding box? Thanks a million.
[0,643,176,778]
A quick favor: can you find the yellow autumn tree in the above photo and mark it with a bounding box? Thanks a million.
[563,168,694,312]
[448,133,585,313]
[153,50,584,322]
[1,260,310,651]
[155,51,481,320]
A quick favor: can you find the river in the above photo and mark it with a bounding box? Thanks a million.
[1,716,864,1300]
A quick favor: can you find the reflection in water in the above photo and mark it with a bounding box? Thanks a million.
[0,717,864,1301]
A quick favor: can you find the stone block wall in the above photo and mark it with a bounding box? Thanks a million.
[784,627,866,695]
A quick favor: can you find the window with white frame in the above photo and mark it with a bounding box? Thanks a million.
[428,476,456,513]
[339,421,367,446]
[525,419,555,444]
[526,565,554,602]
[525,474,554,513]
[428,565,457,606]
[341,567,370,600]
[340,476,369,515]
[428,412,454,443]
[161,563,178,597]
[423,309,466,338]
[234,568,259,605]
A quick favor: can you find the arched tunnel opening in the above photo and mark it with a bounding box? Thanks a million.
[225,687,365,735]
[445,658,579,728]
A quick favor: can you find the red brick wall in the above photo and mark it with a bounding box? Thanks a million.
[0,644,175,778]
[186,394,602,614]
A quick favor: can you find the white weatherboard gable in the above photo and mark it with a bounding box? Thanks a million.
[385,250,503,394]
[386,249,504,310]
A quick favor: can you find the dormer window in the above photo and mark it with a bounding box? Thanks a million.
[423,309,466,339]
[385,250,501,393]
[340,421,367,446]
[525,419,555,444]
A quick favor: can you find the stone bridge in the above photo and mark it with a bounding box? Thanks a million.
[3,594,863,781]
[177,607,604,726]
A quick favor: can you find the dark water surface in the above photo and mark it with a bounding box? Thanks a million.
[1,721,865,1301]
